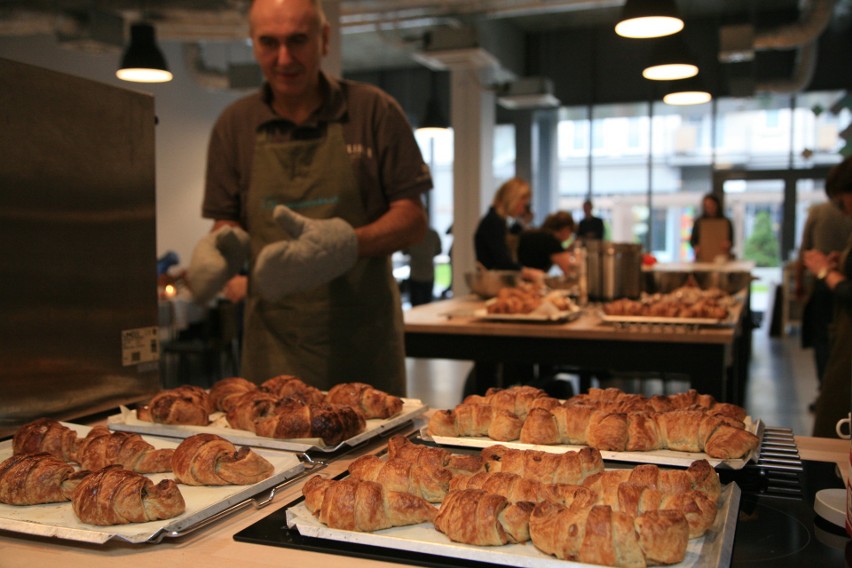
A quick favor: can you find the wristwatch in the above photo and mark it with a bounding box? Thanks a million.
[817,267,829,280]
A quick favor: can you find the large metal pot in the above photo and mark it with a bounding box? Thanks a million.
[464,270,521,298]
[585,241,642,300]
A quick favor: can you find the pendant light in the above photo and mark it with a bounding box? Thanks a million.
[416,72,449,135]
[116,22,173,83]
[642,33,698,81]
[662,75,712,106]
[615,0,684,39]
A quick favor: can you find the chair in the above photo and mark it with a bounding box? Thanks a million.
[160,299,242,388]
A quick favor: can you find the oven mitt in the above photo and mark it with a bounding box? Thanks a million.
[187,225,250,304]
[253,205,358,301]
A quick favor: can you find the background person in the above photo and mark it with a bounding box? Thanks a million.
[803,155,852,438]
[187,0,431,396]
[404,225,442,306]
[690,193,733,261]
[517,210,576,275]
[577,199,604,241]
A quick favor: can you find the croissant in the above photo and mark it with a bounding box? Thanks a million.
[254,400,366,445]
[463,385,562,419]
[433,488,534,546]
[567,387,748,423]
[481,444,604,485]
[73,426,174,473]
[385,435,482,475]
[529,502,689,567]
[0,453,89,505]
[302,475,436,532]
[209,377,258,412]
[12,417,78,461]
[225,390,281,431]
[172,433,274,486]
[136,385,212,426]
[347,455,451,502]
[325,382,403,419]
[260,374,324,405]
[71,465,185,526]
[450,471,598,509]
[428,404,523,442]
[656,410,759,459]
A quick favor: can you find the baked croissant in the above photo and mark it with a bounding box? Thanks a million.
[172,433,274,486]
[71,465,186,526]
[450,471,598,509]
[12,417,78,461]
[260,374,324,405]
[433,488,534,546]
[481,444,604,485]
[136,385,212,426]
[463,385,562,419]
[302,475,436,532]
[209,377,258,412]
[428,404,523,442]
[347,455,451,502]
[325,382,403,419]
[385,435,482,475]
[254,400,366,446]
[0,453,89,505]
[567,387,748,423]
[225,390,281,431]
[73,426,174,473]
[520,406,759,459]
[529,502,689,567]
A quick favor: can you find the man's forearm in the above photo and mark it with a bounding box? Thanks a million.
[355,197,427,257]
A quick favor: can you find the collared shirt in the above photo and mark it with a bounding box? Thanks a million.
[202,72,432,229]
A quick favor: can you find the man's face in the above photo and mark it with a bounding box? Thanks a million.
[250,0,328,102]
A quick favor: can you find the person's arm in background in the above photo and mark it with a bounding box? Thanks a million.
[795,210,817,301]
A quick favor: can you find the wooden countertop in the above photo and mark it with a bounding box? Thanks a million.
[2,424,846,567]
[404,295,743,346]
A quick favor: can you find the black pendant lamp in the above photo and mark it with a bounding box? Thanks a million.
[615,0,684,39]
[662,75,712,106]
[116,22,173,83]
[642,33,698,81]
[416,73,449,135]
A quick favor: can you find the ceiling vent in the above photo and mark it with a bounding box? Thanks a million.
[497,77,560,110]
[412,27,500,71]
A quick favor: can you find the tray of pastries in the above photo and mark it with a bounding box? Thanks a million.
[108,376,428,453]
[0,420,312,543]
[600,284,740,327]
[474,285,583,323]
[423,386,761,470]
[275,435,740,568]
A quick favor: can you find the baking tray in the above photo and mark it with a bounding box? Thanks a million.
[239,477,739,568]
[473,306,582,323]
[598,311,736,328]
[0,422,318,544]
[108,398,428,453]
[420,419,764,470]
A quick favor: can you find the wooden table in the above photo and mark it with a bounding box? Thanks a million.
[404,296,750,404]
[1,419,846,568]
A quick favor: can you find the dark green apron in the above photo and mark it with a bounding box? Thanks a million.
[241,123,406,395]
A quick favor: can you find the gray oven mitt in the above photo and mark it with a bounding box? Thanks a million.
[187,225,250,304]
[253,205,358,302]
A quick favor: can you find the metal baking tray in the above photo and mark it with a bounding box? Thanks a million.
[598,310,737,328]
[473,306,583,323]
[0,422,319,544]
[108,398,428,453]
[274,477,740,568]
[420,419,764,470]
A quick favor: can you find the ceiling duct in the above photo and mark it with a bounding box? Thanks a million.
[497,76,560,110]
[411,27,499,71]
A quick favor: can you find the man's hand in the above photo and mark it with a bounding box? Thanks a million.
[253,205,358,301]
[186,225,250,304]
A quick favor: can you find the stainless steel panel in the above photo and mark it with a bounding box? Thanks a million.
[0,58,160,437]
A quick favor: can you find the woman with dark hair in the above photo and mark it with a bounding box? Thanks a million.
[690,193,734,261]
[803,156,852,438]
[517,210,576,274]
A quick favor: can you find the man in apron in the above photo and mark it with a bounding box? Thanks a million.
[187,0,432,396]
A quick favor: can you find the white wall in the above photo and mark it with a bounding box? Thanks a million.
[0,35,244,267]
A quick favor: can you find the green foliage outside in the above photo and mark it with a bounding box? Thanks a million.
[743,210,780,267]
[435,263,452,289]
